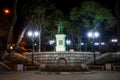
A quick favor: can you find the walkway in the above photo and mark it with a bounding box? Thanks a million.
[0,71,120,80]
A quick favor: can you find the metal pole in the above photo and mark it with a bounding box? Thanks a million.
[92,33,96,65]
[93,51,96,65]
[32,40,34,64]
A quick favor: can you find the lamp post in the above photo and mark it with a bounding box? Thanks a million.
[66,40,71,51]
[111,38,118,52]
[27,31,39,64]
[87,31,99,65]
[49,40,55,51]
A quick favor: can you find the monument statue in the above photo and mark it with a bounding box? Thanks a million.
[56,18,66,51]
[58,18,64,34]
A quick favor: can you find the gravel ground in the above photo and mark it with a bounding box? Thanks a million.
[0,71,120,80]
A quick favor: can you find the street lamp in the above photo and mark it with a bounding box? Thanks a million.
[101,42,105,45]
[66,40,71,45]
[49,40,55,51]
[4,9,10,14]
[111,38,118,52]
[49,40,55,45]
[66,40,71,51]
[27,30,39,64]
[111,39,118,43]
[2,8,11,16]
[87,31,100,65]
[81,42,84,46]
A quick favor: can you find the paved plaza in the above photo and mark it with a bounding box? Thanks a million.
[0,71,120,80]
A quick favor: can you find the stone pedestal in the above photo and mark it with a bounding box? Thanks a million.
[55,34,66,51]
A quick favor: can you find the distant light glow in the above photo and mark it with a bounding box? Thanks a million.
[27,31,32,37]
[94,32,99,38]
[4,9,10,14]
[49,40,55,45]
[94,42,99,46]
[81,42,84,45]
[111,39,118,43]
[87,31,99,38]
[101,42,105,45]
[87,32,92,38]
[66,40,71,45]
[34,31,39,37]
[27,31,39,37]
[10,46,13,49]
[34,43,37,46]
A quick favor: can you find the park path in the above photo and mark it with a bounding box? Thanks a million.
[0,71,120,80]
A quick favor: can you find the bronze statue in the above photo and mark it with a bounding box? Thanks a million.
[58,18,64,34]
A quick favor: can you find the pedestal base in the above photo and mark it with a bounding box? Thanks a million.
[55,34,66,51]
[56,46,66,51]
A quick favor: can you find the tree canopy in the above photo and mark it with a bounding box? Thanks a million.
[15,0,116,51]
[69,1,116,51]
[70,1,116,30]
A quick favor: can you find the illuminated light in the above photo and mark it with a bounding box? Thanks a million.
[34,31,39,37]
[101,42,105,45]
[34,43,37,46]
[94,32,99,38]
[111,39,118,43]
[87,32,93,38]
[66,40,71,45]
[94,42,99,45]
[27,31,39,37]
[81,42,84,45]
[3,8,10,14]
[27,31,32,37]
[49,40,55,45]
[87,31,100,38]
[10,46,13,49]
[5,9,9,13]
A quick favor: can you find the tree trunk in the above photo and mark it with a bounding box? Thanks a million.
[77,34,81,51]
[7,0,17,49]
[15,26,29,50]
[38,29,41,52]
[14,15,34,50]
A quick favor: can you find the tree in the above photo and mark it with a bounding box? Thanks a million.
[71,1,115,29]
[15,0,64,51]
[7,0,17,45]
[0,0,17,59]
[70,1,116,51]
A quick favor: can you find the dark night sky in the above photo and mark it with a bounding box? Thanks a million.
[0,0,13,9]
[46,0,116,15]
[0,0,116,14]
[50,0,116,14]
